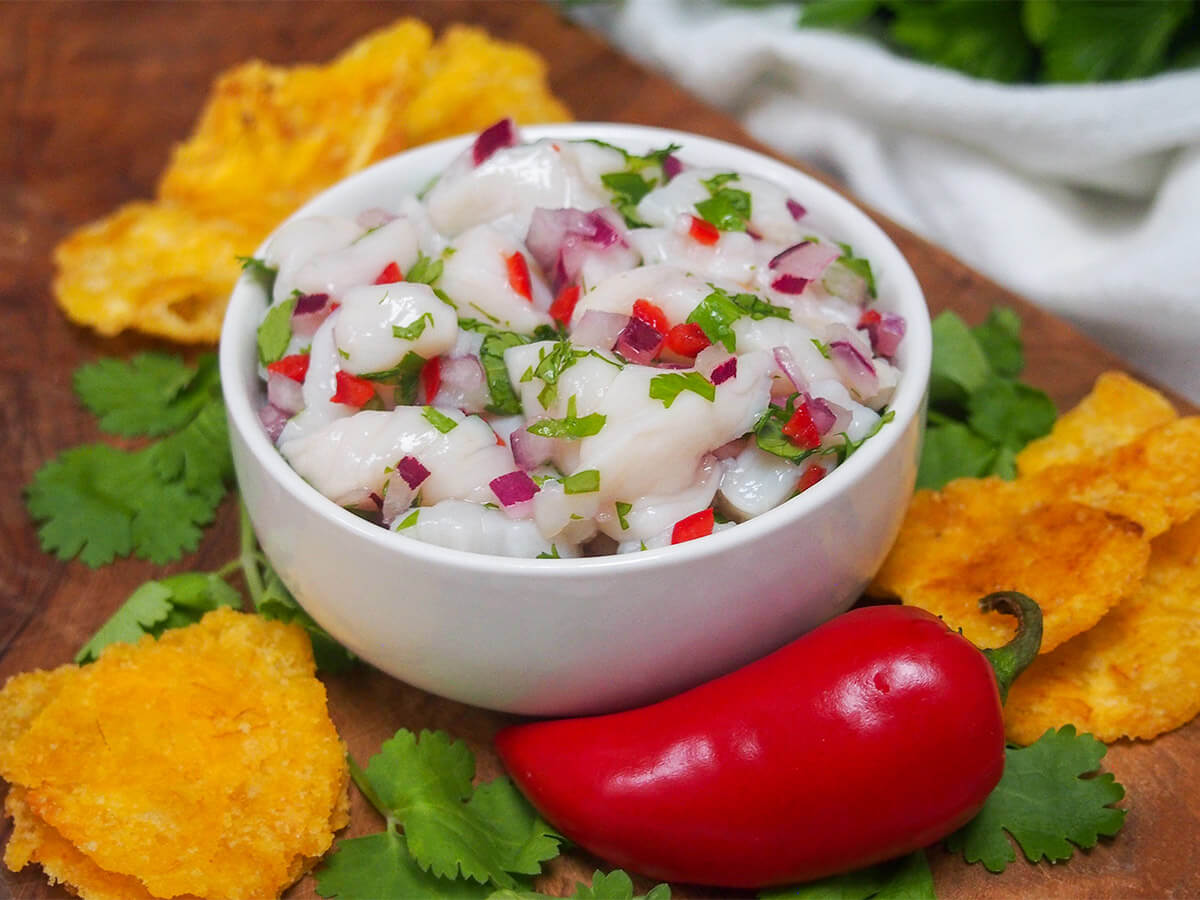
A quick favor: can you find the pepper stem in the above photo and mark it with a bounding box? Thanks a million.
[979,591,1043,705]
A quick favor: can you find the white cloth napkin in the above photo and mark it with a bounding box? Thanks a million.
[573,0,1200,403]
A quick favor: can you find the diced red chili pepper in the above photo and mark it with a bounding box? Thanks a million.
[331,370,377,407]
[665,323,711,358]
[796,464,826,493]
[632,299,670,335]
[506,251,533,301]
[671,508,715,545]
[375,261,403,284]
[420,356,442,404]
[858,309,882,328]
[266,352,310,383]
[782,403,821,450]
[688,215,720,246]
[549,284,581,325]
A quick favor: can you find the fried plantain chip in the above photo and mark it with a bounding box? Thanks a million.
[1005,514,1200,744]
[53,201,254,343]
[1016,371,1177,476]
[53,18,572,344]
[0,608,347,900]
[1027,417,1200,541]
[870,478,1150,652]
[4,787,169,900]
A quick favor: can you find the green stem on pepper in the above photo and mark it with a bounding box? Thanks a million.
[978,591,1043,704]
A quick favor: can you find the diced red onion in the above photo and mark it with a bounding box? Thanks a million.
[772,345,808,394]
[356,208,397,230]
[769,241,841,279]
[572,310,628,350]
[258,403,290,443]
[432,356,489,413]
[490,470,540,507]
[746,225,763,241]
[266,370,305,415]
[614,315,664,364]
[662,153,683,182]
[829,340,879,399]
[770,274,810,295]
[368,492,384,512]
[786,198,807,221]
[510,425,556,471]
[291,292,335,338]
[472,118,517,166]
[526,207,630,292]
[710,357,737,385]
[861,311,906,359]
[807,396,852,436]
[396,455,430,490]
[712,436,748,460]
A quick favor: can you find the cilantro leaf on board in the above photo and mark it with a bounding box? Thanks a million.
[888,0,1036,83]
[947,726,1126,873]
[356,729,562,888]
[758,850,933,900]
[317,829,492,899]
[253,562,358,673]
[489,869,670,900]
[26,353,234,566]
[75,572,241,663]
[918,308,1054,490]
[73,352,217,437]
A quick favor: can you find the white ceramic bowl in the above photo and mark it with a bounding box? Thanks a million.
[220,124,931,716]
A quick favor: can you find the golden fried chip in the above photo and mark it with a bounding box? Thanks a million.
[1005,514,1200,744]
[0,667,74,760]
[54,18,573,343]
[871,479,1150,652]
[1017,371,1177,476]
[404,25,572,145]
[53,202,254,343]
[1029,417,1200,540]
[4,787,168,900]
[1,609,347,900]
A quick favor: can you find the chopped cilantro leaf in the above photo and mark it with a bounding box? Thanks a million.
[536,545,561,559]
[649,372,716,408]
[834,241,877,298]
[527,397,606,439]
[406,252,444,285]
[359,351,426,406]
[532,340,582,409]
[480,330,532,415]
[256,295,297,365]
[686,289,744,352]
[563,469,600,494]
[396,509,420,530]
[695,172,751,232]
[810,338,831,359]
[615,501,633,530]
[601,171,655,227]
[424,407,459,433]
[237,255,278,296]
[947,726,1126,872]
[393,312,434,341]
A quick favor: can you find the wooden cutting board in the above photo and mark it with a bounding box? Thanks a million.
[2,3,1196,897]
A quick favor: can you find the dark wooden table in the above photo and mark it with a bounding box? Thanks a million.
[2,3,1197,898]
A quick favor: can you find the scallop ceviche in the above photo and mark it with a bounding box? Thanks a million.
[248,120,905,559]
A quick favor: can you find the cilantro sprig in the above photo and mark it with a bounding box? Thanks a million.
[919,308,1056,489]
[947,726,1126,872]
[26,353,233,566]
[791,0,1199,84]
[77,502,357,673]
[316,729,566,897]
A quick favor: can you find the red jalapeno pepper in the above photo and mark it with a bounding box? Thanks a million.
[496,593,1042,889]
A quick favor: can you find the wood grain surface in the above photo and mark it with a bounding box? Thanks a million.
[2,3,1197,898]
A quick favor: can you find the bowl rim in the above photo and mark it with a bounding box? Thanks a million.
[219,122,931,574]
